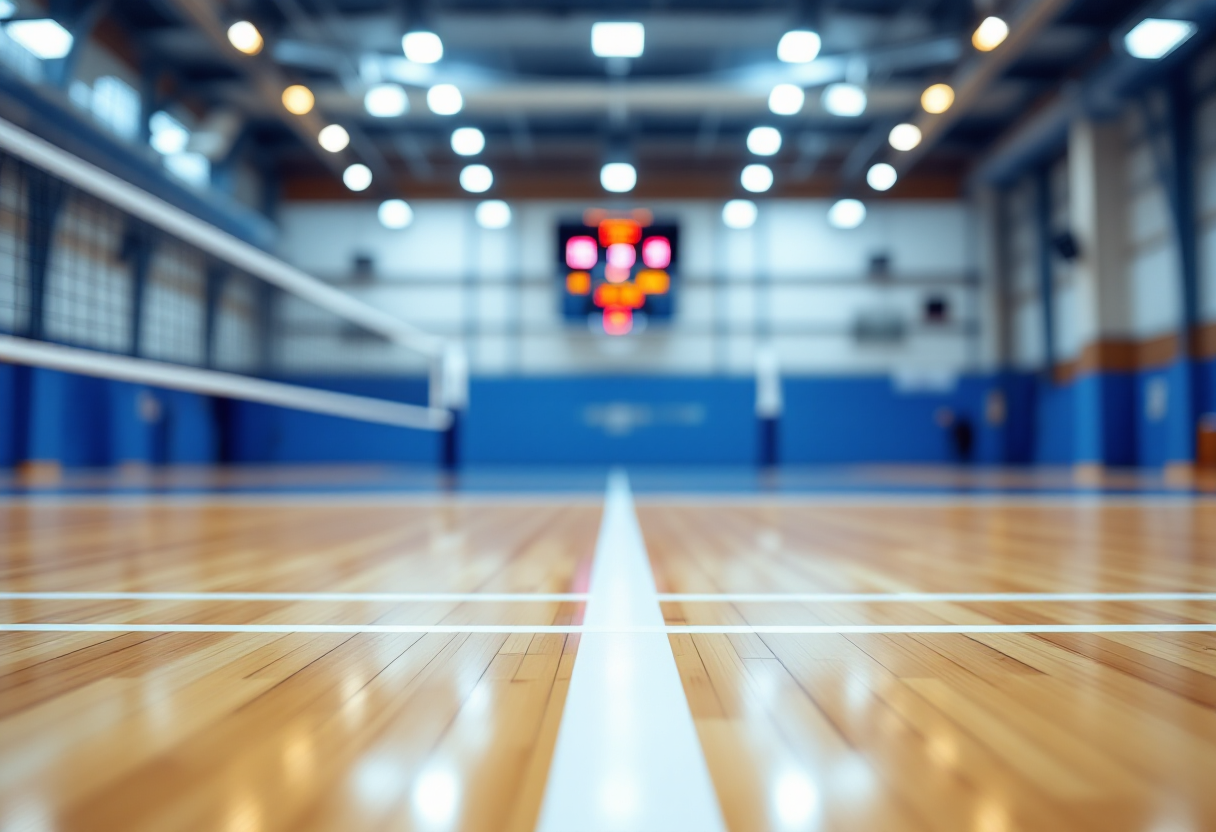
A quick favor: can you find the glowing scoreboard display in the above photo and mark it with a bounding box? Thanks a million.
[559,212,677,335]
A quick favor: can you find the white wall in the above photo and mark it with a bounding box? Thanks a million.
[276,198,981,377]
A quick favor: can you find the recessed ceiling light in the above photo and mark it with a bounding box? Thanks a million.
[828,199,866,229]
[460,164,493,193]
[921,83,955,114]
[403,31,443,63]
[318,124,350,153]
[591,22,644,58]
[378,199,413,229]
[343,163,372,192]
[777,30,821,63]
[365,83,408,118]
[5,19,74,60]
[768,84,805,116]
[722,199,758,229]
[600,162,637,193]
[476,200,512,229]
[867,163,897,191]
[427,84,462,115]
[451,127,485,156]
[226,21,263,55]
[281,85,314,115]
[822,83,866,117]
[741,164,773,193]
[889,123,922,151]
[747,127,782,156]
[972,16,1009,52]
[1124,18,1197,60]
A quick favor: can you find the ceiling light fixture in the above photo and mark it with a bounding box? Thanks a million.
[426,84,463,115]
[281,84,314,115]
[828,199,866,229]
[318,124,350,153]
[364,83,408,118]
[889,123,922,151]
[460,164,493,193]
[226,21,263,55]
[343,164,372,192]
[5,19,74,60]
[822,83,866,117]
[600,162,637,193]
[747,126,782,156]
[768,84,805,116]
[451,127,485,156]
[972,16,1009,52]
[921,83,955,114]
[867,163,897,191]
[475,200,512,229]
[378,199,413,229]
[403,31,443,64]
[777,30,821,63]
[741,164,773,193]
[722,199,758,229]
[1124,18,1198,60]
[591,22,644,58]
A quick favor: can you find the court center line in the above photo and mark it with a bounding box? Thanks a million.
[0,592,588,602]
[5,591,1215,603]
[2,623,1215,634]
[535,471,728,832]
[658,592,1216,603]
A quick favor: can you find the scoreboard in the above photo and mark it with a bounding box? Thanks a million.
[558,212,677,335]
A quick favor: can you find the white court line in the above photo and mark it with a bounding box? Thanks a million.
[536,472,728,832]
[2,624,1215,634]
[0,592,588,602]
[659,592,1216,603]
[4,591,1211,604]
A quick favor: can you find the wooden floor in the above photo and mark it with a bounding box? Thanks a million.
[2,493,1216,831]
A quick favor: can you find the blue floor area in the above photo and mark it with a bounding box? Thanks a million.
[1,465,1214,497]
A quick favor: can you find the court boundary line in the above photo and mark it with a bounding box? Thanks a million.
[632,494,1216,506]
[2,623,1214,634]
[2,493,1216,507]
[0,493,608,507]
[0,592,590,602]
[4,591,1214,603]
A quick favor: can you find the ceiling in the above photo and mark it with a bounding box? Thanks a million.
[103,0,1170,201]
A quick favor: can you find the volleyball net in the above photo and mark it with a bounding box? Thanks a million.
[0,116,453,432]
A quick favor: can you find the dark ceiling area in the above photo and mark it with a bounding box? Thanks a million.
[90,0,1212,201]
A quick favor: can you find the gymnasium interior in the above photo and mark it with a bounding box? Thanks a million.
[2,0,1216,830]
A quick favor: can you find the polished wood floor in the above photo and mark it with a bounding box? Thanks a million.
[2,495,1216,831]
[642,503,1216,832]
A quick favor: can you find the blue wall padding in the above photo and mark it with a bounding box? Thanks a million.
[779,376,987,464]
[1071,372,1136,466]
[4,365,1213,469]
[1000,373,1038,465]
[224,376,438,464]
[109,381,151,463]
[463,376,757,465]
[0,363,19,467]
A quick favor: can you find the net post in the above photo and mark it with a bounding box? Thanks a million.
[432,343,467,471]
[755,344,782,469]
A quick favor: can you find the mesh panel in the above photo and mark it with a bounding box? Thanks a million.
[43,192,130,352]
[0,156,29,334]
[0,146,406,378]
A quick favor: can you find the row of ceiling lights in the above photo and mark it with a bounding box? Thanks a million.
[371,194,858,234]
[221,12,1204,204]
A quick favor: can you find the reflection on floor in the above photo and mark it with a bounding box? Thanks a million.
[1,487,1215,830]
